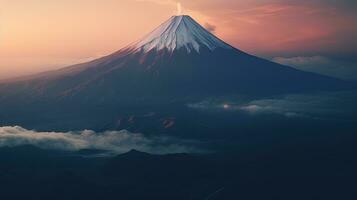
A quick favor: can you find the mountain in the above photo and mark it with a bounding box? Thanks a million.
[0,15,351,131]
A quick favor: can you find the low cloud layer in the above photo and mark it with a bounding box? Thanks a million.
[0,126,199,154]
[188,91,357,120]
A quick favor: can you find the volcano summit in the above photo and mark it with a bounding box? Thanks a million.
[0,15,347,99]
[0,15,350,131]
[129,15,232,53]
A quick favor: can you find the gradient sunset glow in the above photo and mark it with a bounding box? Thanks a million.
[1,0,356,80]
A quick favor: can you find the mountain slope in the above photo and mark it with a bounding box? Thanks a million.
[0,15,348,100]
[0,15,351,131]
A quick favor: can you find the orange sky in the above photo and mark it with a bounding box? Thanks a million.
[1,0,356,79]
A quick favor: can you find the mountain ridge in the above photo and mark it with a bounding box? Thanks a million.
[0,15,352,131]
[0,15,347,89]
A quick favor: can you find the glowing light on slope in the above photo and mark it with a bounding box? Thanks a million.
[223,104,230,109]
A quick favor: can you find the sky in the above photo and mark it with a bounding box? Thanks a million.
[1,0,356,80]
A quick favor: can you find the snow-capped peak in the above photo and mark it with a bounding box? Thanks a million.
[129,15,232,53]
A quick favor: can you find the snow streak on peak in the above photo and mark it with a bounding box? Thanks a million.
[130,15,232,53]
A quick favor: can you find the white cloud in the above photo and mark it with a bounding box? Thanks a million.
[240,104,271,113]
[239,103,304,118]
[187,91,357,120]
[0,126,199,154]
[238,91,357,119]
